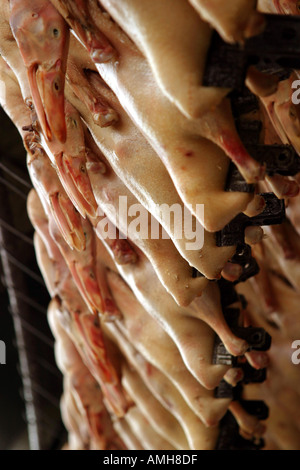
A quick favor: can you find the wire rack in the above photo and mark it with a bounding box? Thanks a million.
[0,107,66,450]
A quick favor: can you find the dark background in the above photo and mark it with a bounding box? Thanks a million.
[0,106,65,450]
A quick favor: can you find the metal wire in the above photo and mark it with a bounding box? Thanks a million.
[30,381,61,409]
[3,285,48,316]
[1,247,45,286]
[0,176,29,200]
[8,308,54,348]
[16,347,61,379]
[0,218,34,245]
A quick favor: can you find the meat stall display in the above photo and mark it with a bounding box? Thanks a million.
[0,0,300,450]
